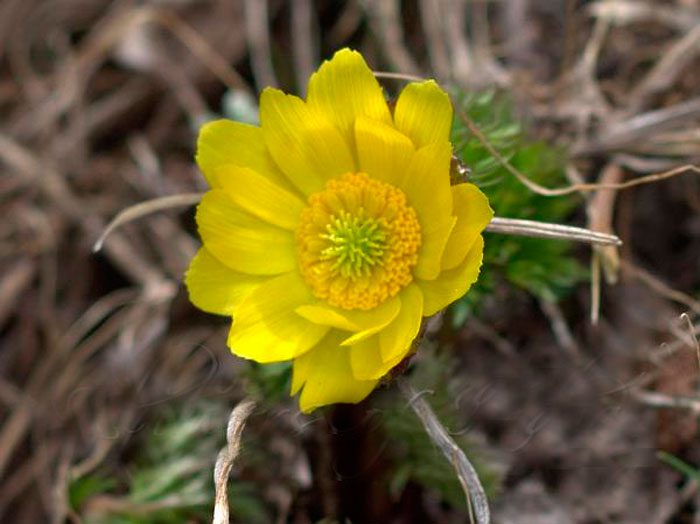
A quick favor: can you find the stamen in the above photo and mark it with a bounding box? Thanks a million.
[296,173,421,310]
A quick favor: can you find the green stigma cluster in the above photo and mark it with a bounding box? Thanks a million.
[321,211,387,279]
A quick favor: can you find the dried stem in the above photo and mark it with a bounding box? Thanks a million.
[243,0,278,90]
[629,24,700,109]
[397,377,490,524]
[632,390,700,415]
[539,298,581,358]
[93,193,202,252]
[155,10,249,93]
[486,217,622,246]
[360,0,421,75]
[621,260,700,315]
[680,313,700,373]
[291,0,317,96]
[453,103,700,196]
[373,70,426,83]
[212,399,256,524]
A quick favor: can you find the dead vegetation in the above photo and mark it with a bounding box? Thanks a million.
[1,1,699,522]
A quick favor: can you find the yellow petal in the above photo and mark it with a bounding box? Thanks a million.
[185,248,266,316]
[379,283,424,362]
[338,297,401,344]
[291,331,378,412]
[215,165,305,230]
[196,190,296,275]
[441,184,493,270]
[419,236,485,316]
[355,116,414,185]
[349,335,404,380]
[417,215,456,280]
[306,49,392,145]
[295,296,400,340]
[196,119,292,190]
[260,88,355,195]
[393,142,454,280]
[393,80,452,148]
[228,272,328,363]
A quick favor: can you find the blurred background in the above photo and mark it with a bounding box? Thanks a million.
[1,0,700,522]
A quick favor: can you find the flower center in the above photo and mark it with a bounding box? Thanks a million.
[321,212,387,278]
[296,173,421,310]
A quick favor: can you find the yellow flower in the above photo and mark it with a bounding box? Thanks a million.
[186,49,493,412]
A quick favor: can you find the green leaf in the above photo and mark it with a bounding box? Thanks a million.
[449,91,589,317]
[658,451,700,481]
[74,400,271,524]
[69,475,118,511]
[244,360,293,403]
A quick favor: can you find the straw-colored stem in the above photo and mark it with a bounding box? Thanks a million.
[398,378,490,524]
[486,217,622,246]
[213,400,256,524]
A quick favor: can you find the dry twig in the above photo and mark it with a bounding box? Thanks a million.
[587,163,623,324]
[629,24,700,109]
[621,261,700,316]
[244,0,278,90]
[576,96,700,156]
[454,104,700,196]
[212,400,256,524]
[589,1,700,33]
[360,0,421,75]
[680,313,700,373]
[291,0,317,96]
[93,193,202,252]
[398,378,490,524]
[486,217,621,246]
[418,0,450,81]
[444,0,473,86]
[632,390,700,415]
[539,298,581,358]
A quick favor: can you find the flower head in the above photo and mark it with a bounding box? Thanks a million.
[186,49,493,412]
